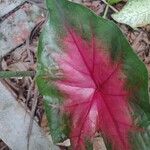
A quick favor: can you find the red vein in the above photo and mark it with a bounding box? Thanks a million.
[68,29,98,88]
[100,93,127,148]
[65,101,91,108]
[63,59,90,77]
[101,64,120,87]
[74,91,96,149]
[58,80,94,89]
[92,35,96,73]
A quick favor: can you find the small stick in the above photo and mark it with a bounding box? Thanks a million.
[103,5,109,19]
[27,88,39,150]
[101,0,118,13]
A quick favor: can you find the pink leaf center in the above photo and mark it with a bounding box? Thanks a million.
[53,30,133,150]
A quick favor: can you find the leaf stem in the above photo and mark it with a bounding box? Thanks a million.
[101,0,118,13]
[103,5,109,18]
[0,71,35,78]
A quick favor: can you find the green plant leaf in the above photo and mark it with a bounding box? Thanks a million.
[112,0,150,28]
[106,0,122,5]
[36,0,150,149]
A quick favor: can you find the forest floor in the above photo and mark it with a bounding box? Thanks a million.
[0,0,149,149]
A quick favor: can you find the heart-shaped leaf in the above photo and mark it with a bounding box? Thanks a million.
[36,0,150,149]
[112,0,150,28]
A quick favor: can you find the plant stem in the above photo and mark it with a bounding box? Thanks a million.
[0,71,35,78]
[103,5,109,19]
[101,0,118,13]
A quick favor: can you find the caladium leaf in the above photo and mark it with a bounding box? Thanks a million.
[36,0,150,149]
[53,29,133,150]
[112,0,150,28]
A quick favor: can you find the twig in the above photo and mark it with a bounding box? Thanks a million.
[24,79,34,122]
[27,87,39,150]
[29,18,46,42]
[0,71,35,78]
[25,18,46,65]
[26,80,34,106]
[103,5,109,19]
[101,0,118,13]
[26,38,34,65]
[4,79,19,93]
